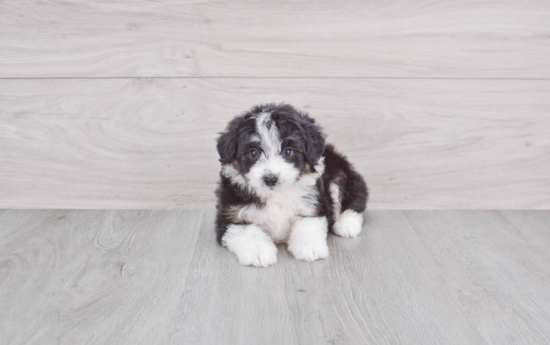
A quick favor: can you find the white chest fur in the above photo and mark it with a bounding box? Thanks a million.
[234,175,320,243]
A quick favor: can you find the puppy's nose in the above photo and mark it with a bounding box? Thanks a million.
[263,174,278,187]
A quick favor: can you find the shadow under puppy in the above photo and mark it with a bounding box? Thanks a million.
[215,104,368,267]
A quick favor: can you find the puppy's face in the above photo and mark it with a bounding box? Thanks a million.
[217,104,325,195]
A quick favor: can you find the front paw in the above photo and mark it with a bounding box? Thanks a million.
[222,224,278,267]
[236,241,278,267]
[288,240,329,262]
[288,216,329,262]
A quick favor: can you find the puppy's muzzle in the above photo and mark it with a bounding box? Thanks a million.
[263,173,278,187]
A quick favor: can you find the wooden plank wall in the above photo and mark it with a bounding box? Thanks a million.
[1,1,549,209]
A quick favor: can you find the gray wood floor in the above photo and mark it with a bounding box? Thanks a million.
[1,210,549,344]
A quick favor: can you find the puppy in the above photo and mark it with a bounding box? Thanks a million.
[215,104,368,267]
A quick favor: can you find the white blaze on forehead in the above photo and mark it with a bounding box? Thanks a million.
[255,111,281,157]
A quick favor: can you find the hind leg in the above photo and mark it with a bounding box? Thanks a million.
[333,209,363,238]
[329,172,367,238]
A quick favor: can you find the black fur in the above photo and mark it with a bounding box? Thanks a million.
[215,174,264,244]
[215,103,368,245]
[317,144,368,230]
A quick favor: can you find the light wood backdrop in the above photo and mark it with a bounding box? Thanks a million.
[1,1,549,209]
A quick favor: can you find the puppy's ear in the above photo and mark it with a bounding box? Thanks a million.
[216,130,238,164]
[217,116,245,164]
[301,115,326,166]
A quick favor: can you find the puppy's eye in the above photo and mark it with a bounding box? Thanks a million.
[250,149,259,158]
[283,148,293,157]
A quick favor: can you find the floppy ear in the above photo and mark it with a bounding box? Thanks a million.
[217,116,246,164]
[216,130,238,164]
[301,115,326,166]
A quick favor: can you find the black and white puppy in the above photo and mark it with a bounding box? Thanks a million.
[215,104,368,267]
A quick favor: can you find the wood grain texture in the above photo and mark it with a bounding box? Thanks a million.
[0,209,208,345]
[1,78,549,209]
[169,210,483,345]
[404,210,550,344]
[1,210,550,344]
[1,0,549,78]
[499,210,550,250]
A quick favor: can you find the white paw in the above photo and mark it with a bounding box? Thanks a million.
[288,240,329,262]
[222,224,277,267]
[333,210,363,238]
[236,243,278,267]
[288,216,329,262]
